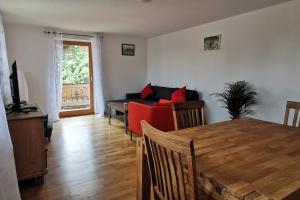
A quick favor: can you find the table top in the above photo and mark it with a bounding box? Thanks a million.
[170,118,300,200]
[107,102,128,112]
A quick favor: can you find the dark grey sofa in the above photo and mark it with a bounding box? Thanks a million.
[106,85,199,113]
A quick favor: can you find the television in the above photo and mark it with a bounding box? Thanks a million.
[9,61,21,112]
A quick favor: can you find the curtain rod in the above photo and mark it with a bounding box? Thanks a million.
[44,31,96,38]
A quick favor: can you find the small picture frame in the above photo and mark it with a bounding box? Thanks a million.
[122,44,135,56]
[204,35,221,51]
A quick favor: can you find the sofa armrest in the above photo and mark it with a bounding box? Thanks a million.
[126,92,141,100]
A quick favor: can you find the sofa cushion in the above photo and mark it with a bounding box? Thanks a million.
[141,83,154,99]
[171,86,186,103]
[151,86,176,100]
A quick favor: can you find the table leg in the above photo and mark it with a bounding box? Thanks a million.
[136,138,151,200]
[124,112,128,133]
[108,107,112,125]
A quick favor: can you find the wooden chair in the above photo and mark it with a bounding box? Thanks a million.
[284,101,300,128]
[141,120,199,200]
[172,101,205,130]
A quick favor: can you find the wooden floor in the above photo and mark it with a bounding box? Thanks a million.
[20,115,137,200]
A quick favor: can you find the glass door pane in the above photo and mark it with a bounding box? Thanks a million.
[60,41,93,115]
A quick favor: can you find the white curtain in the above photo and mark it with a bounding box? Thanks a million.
[0,14,11,105]
[0,92,21,200]
[91,34,105,115]
[0,13,20,200]
[46,34,63,122]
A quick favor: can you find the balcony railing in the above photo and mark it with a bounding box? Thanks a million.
[61,83,90,110]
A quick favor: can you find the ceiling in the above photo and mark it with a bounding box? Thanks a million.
[0,0,291,38]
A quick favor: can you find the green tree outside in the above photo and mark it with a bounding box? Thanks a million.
[62,45,89,84]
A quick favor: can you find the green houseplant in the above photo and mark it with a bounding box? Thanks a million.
[211,81,257,119]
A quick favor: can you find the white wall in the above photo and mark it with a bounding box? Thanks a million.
[147,0,300,123]
[101,34,147,101]
[5,25,49,112]
[4,24,147,112]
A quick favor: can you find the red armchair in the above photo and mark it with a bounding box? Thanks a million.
[128,102,174,139]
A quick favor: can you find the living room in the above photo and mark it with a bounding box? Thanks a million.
[0,0,300,200]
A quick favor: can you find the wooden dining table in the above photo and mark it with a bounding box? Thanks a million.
[136,118,300,200]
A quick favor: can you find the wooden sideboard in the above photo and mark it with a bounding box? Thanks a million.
[7,107,48,182]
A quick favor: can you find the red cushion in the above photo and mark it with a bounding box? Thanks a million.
[171,86,186,103]
[140,83,154,99]
[158,99,173,104]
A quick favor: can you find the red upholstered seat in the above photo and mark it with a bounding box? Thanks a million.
[128,101,175,137]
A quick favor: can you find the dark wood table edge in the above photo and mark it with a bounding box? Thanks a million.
[107,102,128,133]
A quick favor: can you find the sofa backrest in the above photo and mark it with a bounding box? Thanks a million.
[150,86,199,101]
[151,86,176,100]
[186,90,200,101]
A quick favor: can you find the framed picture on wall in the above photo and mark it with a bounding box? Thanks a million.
[122,44,135,56]
[204,35,221,51]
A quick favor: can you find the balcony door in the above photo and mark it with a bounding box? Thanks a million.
[60,41,94,117]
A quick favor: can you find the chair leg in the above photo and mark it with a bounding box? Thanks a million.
[130,131,133,141]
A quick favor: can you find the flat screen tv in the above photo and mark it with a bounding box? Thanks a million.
[9,61,21,112]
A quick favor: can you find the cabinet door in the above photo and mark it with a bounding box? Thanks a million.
[8,118,46,180]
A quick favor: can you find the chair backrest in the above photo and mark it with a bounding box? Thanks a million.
[172,101,205,130]
[284,101,300,128]
[141,120,199,200]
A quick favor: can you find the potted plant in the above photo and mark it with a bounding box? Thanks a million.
[211,81,257,119]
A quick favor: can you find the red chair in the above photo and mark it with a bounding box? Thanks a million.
[128,101,174,140]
